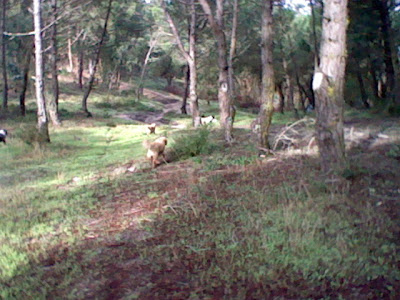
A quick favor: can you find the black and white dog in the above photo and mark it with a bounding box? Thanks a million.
[200,115,217,125]
[0,129,8,144]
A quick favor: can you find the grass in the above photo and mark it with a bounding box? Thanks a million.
[1,81,399,299]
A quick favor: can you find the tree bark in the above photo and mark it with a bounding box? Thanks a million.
[67,33,73,72]
[33,0,50,142]
[277,82,284,114]
[82,0,113,117]
[161,0,200,126]
[48,0,61,125]
[368,54,380,101]
[19,42,32,116]
[283,58,298,118]
[228,0,238,101]
[309,0,320,66]
[78,47,84,89]
[259,0,275,149]
[374,0,397,103]
[181,64,189,114]
[354,58,369,108]
[199,0,233,142]
[313,0,348,174]
[1,0,8,110]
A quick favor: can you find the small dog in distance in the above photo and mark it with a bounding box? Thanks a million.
[143,136,168,168]
[0,129,8,144]
[200,115,217,125]
[147,123,156,135]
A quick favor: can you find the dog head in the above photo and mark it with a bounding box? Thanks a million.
[147,123,156,134]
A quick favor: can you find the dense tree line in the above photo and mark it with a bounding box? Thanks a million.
[0,0,399,172]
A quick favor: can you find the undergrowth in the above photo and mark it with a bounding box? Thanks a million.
[169,126,221,161]
[133,168,399,299]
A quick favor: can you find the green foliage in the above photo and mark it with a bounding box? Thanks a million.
[169,126,218,161]
[385,144,400,159]
[150,54,183,86]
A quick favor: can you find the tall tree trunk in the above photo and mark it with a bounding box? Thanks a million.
[368,55,380,101]
[259,0,275,149]
[283,57,298,118]
[78,47,84,89]
[1,0,8,110]
[33,0,50,142]
[82,0,113,117]
[187,0,200,127]
[309,0,320,66]
[48,0,61,125]
[199,0,234,142]
[161,0,200,126]
[277,82,284,114]
[181,64,189,114]
[19,41,32,116]
[375,0,396,103]
[228,0,238,100]
[136,34,158,100]
[354,58,369,108]
[67,29,73,72]
[313,0,348,174]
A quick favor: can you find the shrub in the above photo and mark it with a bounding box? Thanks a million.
[169,126,218,161]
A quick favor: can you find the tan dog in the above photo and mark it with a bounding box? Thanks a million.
[147,123,156,134]
[143,136,168,168]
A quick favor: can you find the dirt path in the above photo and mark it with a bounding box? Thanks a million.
[117,88,185,126]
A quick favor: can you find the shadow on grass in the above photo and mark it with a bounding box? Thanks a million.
[1,128,400,299]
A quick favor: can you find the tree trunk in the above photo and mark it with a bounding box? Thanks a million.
[375,0,396,103]
[259,0,275,149]
[1,0,8,110]
[136,34,157,100]
[313,0,348,174]
[368,55,380,102]
[82,0,113,117]
[181,64,189,114]
[78,47,84,89]
[283,58,298,118]
[187,0,200,127]
[228,0,238,100]
[199,0,234,142]
[48,0,61,125]
[309,0,320,66]
[67,29,73,72]
[354,59,369,108]
[161,0,200,126]
[277,82,284,114]
[19,42,32,116]
[33,0,50,142]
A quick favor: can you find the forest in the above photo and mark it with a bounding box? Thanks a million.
[0,0,400,298]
